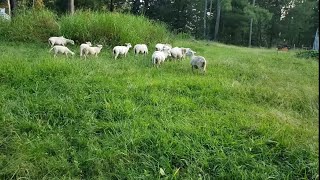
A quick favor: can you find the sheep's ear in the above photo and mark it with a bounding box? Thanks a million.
[193,51,196,54]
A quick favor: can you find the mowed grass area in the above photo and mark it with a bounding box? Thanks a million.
[0,40,318,179]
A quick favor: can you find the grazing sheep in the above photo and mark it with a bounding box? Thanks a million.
[48,36,75,47]
[134,44,148,55]
[113,43,132,59]
[83,45,103,58]
[168,47,190,61]
[155,43,172,51]
[152,51,166,67]
[49,45,75,58]
[80,42,92,57]
[186,49,206,73]
[180,47,189,59]
[151,48,171,67]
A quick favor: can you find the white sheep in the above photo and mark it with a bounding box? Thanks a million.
[49,45,75,57]
[134,44,148,55]
[113,43,132,59]
[186,49,207,73]
[180,47,189,59]
[155,43,172,51]
[83,45,103,58]
[152,51,166,67]
[48,36,75,47]
[80,42,92,57]
[151,48,171,67]
[168,47,190,61]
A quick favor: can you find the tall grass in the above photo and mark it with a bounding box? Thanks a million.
[0,40,318,179]
[0,10,170,45]
[1,10,59,42]
[59,11,170,45]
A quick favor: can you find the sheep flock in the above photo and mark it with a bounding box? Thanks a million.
[48,36,207,73]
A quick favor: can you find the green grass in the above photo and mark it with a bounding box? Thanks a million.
[0,40,318,179]
[59,11,170,46]
[0,10,170,46]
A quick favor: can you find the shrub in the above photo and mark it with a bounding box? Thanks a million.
[1,9,60,43]
[295,50,319,60]
[59,11,170,46]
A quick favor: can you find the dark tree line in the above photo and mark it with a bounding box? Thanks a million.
[5,0,319,48]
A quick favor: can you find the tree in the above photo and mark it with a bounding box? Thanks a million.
[204,0,207,38]
[206,0,213,39]
[110,0,114,12]
[69,0,74,14]
[214,0,221,41]
[7,0,10,16]
[248,0,255,47]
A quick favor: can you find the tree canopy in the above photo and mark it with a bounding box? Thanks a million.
[11,0,319,48]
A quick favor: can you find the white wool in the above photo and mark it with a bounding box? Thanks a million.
[48,36,74,47]
[186,49,207,73]
[49,45,75,57]
[113,43,132,59]
[151,48,171,67]
[134,44,148,55]
[83,45,103,58]
[80,42,92,57]
[155,43,172,51]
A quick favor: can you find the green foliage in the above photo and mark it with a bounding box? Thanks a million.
[0,40,318,179]
[59,11,170,45]
[281,1,318,47]
[296,50,319,60]
[0,10,170,45]
[2,10,59,42]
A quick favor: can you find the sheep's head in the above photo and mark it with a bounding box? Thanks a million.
[68,40,75,45]
[181,48,188,54]
[86,42,92,46]
[162,46,171,52]
[186,49,196,56]
[125,43,132,49]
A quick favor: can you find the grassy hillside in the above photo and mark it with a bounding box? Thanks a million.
[0,10,170,46]
[0,40,318,179]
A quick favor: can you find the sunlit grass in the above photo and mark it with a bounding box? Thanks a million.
[0,40,318,179]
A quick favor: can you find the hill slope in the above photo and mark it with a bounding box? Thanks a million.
[0,41,318,179]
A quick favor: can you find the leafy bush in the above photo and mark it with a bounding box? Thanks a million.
[1,10,60,43]
[295,50,319,60]
[59,11,170,46]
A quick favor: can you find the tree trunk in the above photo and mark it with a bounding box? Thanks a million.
[203,0,207,38]
[110,0,114,12]
[248,0,256,47]
[9,0,15,16]
[214,0,221,41]
[69,0,75,14]
[7,0,11,16]
[206,0,213,40]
